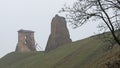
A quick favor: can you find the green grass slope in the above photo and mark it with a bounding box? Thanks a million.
[86,45,120,68]
[0,36,119,68]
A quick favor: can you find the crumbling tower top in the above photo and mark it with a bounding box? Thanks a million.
[18,29,34,33]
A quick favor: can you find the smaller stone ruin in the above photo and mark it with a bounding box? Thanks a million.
[16,29,36,52]
[45,14,72,51]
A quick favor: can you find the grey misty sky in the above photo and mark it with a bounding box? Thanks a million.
[0,0,98,58]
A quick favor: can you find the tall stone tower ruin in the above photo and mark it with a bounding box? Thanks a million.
[45,14,72,51]
[16,29,36,52]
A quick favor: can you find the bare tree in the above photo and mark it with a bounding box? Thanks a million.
[60,0,120,46]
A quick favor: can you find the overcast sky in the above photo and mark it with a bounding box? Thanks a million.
[0,0,98,58]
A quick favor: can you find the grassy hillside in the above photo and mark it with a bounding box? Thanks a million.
[86,45,120,68]
[0,36,119,68]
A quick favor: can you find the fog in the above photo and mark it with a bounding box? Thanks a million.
[0,0,98,58]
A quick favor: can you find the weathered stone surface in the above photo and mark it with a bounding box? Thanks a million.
[16,29,36,52]
[45,14,72,51]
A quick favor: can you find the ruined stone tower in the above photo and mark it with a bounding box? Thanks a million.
[45,14,72,51]
[16,29,36,52]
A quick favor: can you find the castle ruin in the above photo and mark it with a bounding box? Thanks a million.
[16,29,36,52]
[45,14,72,51]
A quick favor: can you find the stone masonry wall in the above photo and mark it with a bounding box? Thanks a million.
[45,14,72,51]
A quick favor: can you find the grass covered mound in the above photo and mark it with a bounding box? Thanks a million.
[0,35,119,68]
